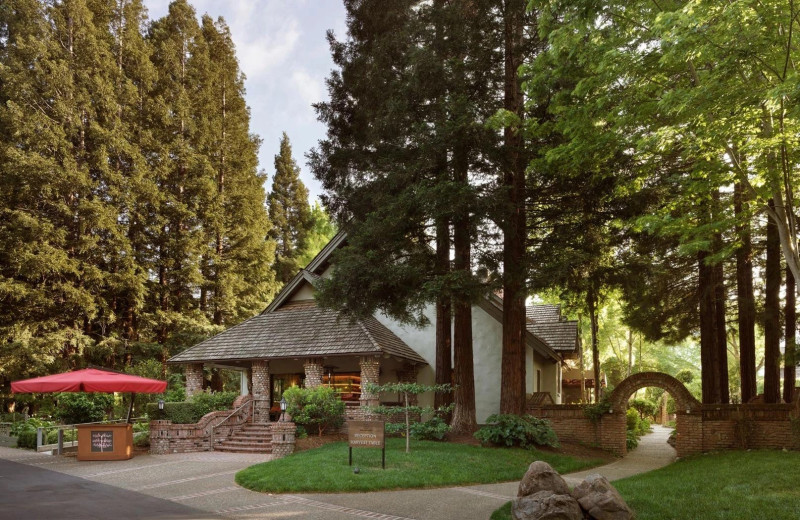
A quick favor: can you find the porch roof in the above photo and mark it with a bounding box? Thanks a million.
[167,304,428,365]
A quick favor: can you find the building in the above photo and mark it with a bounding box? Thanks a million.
[168,232,579,423]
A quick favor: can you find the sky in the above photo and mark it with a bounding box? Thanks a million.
[143,0,348,202]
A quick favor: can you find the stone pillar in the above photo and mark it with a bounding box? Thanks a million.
[303,358,324,388]
[251,360,271,423]
[271,421,296,459]
[185,363,204,398]
[359,356,381,408]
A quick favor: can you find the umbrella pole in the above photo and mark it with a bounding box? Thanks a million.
[126,393,136,424]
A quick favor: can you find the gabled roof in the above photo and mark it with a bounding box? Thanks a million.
[262,270,320,314]
[527,305,561,323]
[168,304,427,365]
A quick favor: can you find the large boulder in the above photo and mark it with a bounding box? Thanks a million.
[518,461,571,497]
[571,474,633,520]
[512,491,584,520]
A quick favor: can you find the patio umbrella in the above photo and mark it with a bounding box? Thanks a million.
[11,368,167,422]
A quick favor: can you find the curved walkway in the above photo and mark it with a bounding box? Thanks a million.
[0,426,676,520]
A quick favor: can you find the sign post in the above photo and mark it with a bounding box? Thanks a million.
[347,420,385,469]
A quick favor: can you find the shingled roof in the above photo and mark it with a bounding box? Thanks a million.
[168,304,427,365]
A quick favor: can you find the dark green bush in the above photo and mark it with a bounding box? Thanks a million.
[409,416,450,441]
[10,417,53,436]
[133,431,150,448]
[46,429,77,444]
[284,386,345,436]
[583,399,611,423]
[145,391,238,424]
[628,398,658,420]
[52,393,114,425]
[626,429,639,450]
[16,431,37,449]
[474,414,559,449]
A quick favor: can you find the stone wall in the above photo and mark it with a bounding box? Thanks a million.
[359,356,380,408]
[150,396,253,454]
[529,402,799,457]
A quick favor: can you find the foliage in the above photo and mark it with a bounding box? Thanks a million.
[675,370,694,384]
[133,431,150,448]
[583,399,612,423]
[189,391,238,418]
[368,382,453,452]
[46,429,77,444]
[283,386,345,437]
[408,416,450,441]
[10,417,53,436]
[145,390,236,424]
[236,437,602,493]
[16,431,37,450]
[268,132,313,284]
[52,393,114,425]
[0,0,278,387]
[474,414,559,449]
[628,398,658,420]
[626,429,639,451]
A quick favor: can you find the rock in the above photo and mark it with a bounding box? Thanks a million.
[518,461,571,497]
[512,491,584,520]
[571,474,633,520]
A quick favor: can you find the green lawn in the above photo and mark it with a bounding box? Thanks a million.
[491,450,800,520]
[235,438,604,493]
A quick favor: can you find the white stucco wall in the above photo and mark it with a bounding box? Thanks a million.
[376,304,561,423]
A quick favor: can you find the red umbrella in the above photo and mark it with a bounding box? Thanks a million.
[12,368,167,422]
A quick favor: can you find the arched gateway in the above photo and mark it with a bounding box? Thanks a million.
[605,372,700,456]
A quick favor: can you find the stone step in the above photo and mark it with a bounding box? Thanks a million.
[227,436,271,444]
[215,445,272,453]
[230,432,271,439]
[219,439,272,447]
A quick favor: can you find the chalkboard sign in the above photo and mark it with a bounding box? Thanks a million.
[91,430,114,453]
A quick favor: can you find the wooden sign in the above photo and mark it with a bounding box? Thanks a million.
[90,430,114,453]
[348,420,385,448]
[347,420,386,469]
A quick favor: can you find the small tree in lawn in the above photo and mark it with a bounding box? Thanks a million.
[366,382,453,454]
[283,386,345,436]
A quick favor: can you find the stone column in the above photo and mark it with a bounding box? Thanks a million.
[251,360,271,423]
[185,363,204,398]
[359,356,381,409]
[303,358,324,388]
[271,421,296,459]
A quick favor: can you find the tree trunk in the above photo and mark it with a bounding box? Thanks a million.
[450,145,476,434]
[500,0,527,416]
[712,253,730,404]
[734,183,757,403]
[764,200,782,403]
[435,217,453,412]
[785,266,797,403]
[698,249,720,404]
[587,286,600,403]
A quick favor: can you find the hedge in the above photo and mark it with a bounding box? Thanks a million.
[16,431,37,449]
[145,391,238,424]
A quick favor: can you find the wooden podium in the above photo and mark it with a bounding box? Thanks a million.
[76,423,133,461]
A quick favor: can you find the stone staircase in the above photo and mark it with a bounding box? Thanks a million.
[215,423,273,454]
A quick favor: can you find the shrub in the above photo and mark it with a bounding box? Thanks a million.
[16,431,37,449]
[190,391,238,417]
[626,429,639,450]
[583,399,611,423]
[628,398,658,420]
[283,386,345,436]
[46,429,77,444]
[626,408,640,432]
[145,390,238,424]
[474,414,559,449]
[52,393,114,425]
[133,431,150,448]
[409,416,450,441]
[10,417,53,436]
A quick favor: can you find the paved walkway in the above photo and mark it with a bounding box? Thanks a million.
[0,426,676,520]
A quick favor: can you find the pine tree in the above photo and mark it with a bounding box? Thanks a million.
[268,132,311,285]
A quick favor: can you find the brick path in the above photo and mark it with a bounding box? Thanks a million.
[0,426,676,520]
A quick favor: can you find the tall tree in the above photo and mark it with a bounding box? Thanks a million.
[764,204,782,403]
[734,183,757,403]
[268,132,311,285]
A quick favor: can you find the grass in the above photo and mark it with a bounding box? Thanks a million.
[491,450,800,520]
[235,437,604,493]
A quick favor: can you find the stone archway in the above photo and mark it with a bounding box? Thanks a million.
[605,372,700,457]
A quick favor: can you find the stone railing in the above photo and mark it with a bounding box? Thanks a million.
[150,395,254,454]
